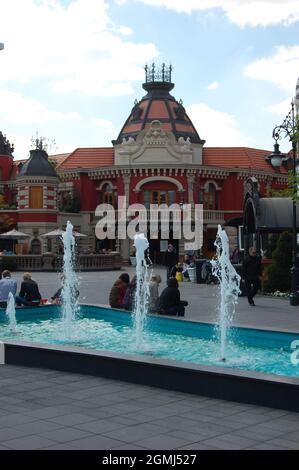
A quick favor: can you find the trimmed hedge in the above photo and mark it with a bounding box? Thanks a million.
[264,231,292,293]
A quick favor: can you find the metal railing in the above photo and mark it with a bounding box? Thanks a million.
[0,252,121,271]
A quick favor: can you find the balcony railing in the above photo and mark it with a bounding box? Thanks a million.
[0,252,121,271]
[203,210,225,223]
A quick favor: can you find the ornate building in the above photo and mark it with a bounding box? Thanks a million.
[0,65,290,261]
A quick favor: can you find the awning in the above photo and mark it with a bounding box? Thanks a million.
[224,217,243,228]
[257,198,299,232]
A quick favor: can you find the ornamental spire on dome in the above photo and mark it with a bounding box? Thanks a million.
[143,62,174,93]
[144,63,172,84]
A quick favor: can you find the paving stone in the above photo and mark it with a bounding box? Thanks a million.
[40,427,93,443]
[74,419,127,434]
[48,412,96,426]
[0,413,38,427]
[199,435,258,450]
[264,438,299,450]
[134,434,190,450]
[103,423,165,443]
[68,435,124,450]
[15,420,63,434]
[3,435,56,450]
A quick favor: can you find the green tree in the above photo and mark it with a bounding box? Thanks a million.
[264,231,292,292]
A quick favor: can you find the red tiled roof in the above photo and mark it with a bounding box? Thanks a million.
[58,148,114,170]
[50,153,71,167]
[147,101,169,119]
[203,147,288,173]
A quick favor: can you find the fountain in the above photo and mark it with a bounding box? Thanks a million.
[1,227,299,412]
[61,220,80,338]
[212,225,241,361]
[133,233,151,349]
[5,292,16,332]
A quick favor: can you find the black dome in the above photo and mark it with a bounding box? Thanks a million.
[19,148,58,178]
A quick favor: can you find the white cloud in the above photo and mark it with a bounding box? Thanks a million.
[0,90,81,125]
[244,45,299,93]
[187,103,251,146]
[0,0,158,96]
[266,97,293,114]
[117,0,299,27]
[207,81,220,90]
[94,118,116,136]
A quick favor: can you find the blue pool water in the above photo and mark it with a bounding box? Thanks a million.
[0,304,299,378]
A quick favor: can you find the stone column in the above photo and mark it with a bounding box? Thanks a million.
[187,172,195,206]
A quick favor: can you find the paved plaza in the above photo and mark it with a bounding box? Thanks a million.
[0,268,299,450]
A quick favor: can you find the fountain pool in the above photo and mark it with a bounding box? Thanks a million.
[1,304,299,411]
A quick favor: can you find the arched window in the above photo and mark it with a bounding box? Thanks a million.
[97,182,115,207]
[204,182,219,210]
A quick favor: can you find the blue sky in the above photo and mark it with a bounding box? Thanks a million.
[0,0,299,159]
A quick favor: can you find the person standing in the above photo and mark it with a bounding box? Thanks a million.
[242,247,262,306]
[164,243,177,280]
[0,270,17,308]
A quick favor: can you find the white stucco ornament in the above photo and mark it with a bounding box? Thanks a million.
[144,120,169,146]
[178,136,192,153]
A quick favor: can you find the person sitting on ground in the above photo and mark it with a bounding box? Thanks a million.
[109,272,130,308]
[123,275,137,311]
[51,274,80,305]
[16,272,42,307]
[0,270,17,309]
[149,274,162,312]
[158,277,188,317]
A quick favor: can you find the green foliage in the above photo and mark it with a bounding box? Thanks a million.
[264,233,279,259]
[264,231,292,292]
[59,191,81,213]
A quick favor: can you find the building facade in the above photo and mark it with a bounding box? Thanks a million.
[0,66,290,262]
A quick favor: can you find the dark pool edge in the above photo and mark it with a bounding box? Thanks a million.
[3,339,299,413]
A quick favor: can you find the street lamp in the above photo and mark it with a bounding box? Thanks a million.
[270,100,299,306]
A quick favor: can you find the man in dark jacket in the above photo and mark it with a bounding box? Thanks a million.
[242,247,262,306]
[164,244,178,280]
[16,272,42,306]
[158,277,188,316]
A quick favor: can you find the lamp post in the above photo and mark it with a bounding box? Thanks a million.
[270,100,299,306]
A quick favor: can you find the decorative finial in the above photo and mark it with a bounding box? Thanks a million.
[144,62,173,84]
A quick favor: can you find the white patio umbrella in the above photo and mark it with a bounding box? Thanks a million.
[41,228,87,239]
[0,228,30,253]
